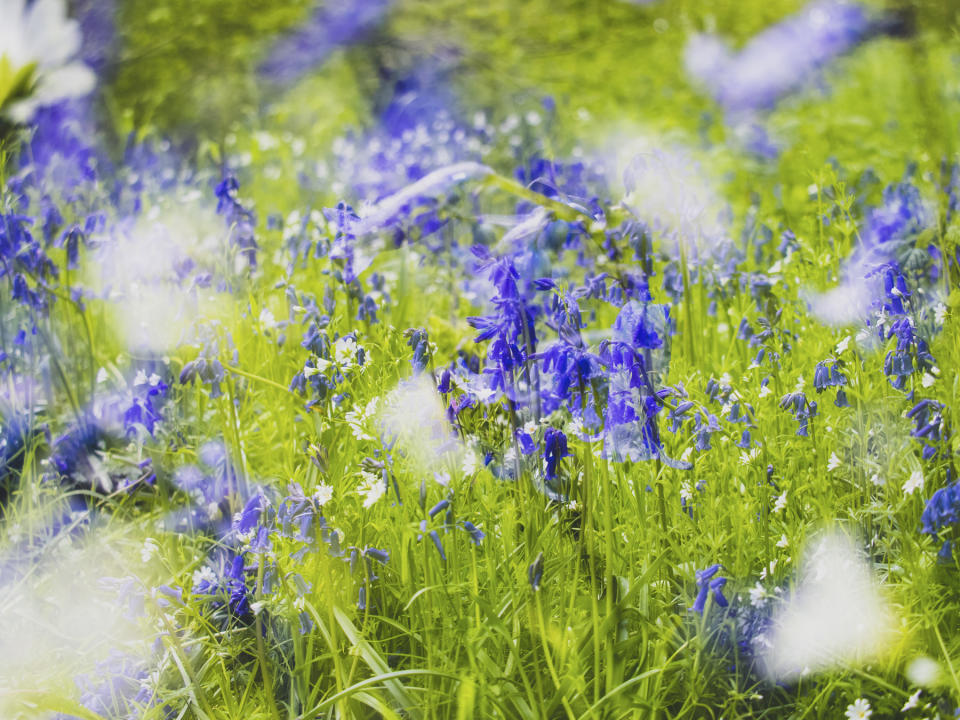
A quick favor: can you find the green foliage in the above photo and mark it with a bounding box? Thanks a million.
[3,1,960,718]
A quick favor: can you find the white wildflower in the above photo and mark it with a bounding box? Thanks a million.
[192,565,217,587]
[777,533,789,549]
[259,308,276,328]
[140,538,159,563]
[844,698,872,720]
[358,471,385,508]
[461,449,478,476]
[749,582,767,608]
[773,492,787,514]
[835,336,851,354]
[934,302,947,325]
[827,452,842,472]
[313,483,333,506]
[901,689,921,712]
[334,336,359,368]
[904,470,924,495]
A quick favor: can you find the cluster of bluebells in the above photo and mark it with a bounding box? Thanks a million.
[907,399,947,462]
[288,286,368,412]
[179,329,235,399]
[691,564,729,613]
[921,473,960,563]
[69,649,159,720]
[813,359,850,407]
[0,211,59,313]
[307,101,552,206]
[214,174,259,269]
[598,300,688,468]
[164,441,242,534]
[699,375,756,449]
[44,368,170,495]
[779,390,819,437]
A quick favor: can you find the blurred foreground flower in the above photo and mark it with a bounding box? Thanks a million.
[685,0,872,116]
[0,0,96,122]
[760,531,895,680]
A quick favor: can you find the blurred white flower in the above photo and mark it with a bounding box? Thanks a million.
[0,0,96,121]
[379,375,463,470]
[761,532,895,680]
[904,470,924,495]
[934,302,947,325]
[906,656,940,687]
[827,452,842,472]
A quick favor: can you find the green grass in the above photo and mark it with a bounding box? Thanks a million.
[2,1,960,718]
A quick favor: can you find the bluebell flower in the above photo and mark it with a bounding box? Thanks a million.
[543,427,570,482]
[779,391,818,436]
[234,492,265,536]
[813,360,848,392]
[214,174,258,268]
[461,520,485,545]
[921,475,960,560]
[191,550,254,623]
[1,213,59,313]
[692,564,729,613]
[406,328,430,374]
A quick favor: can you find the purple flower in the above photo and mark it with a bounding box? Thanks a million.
[543,428,570,481]
[685,1,873,114]
[259,0,394,85]
[692,564,729,613]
